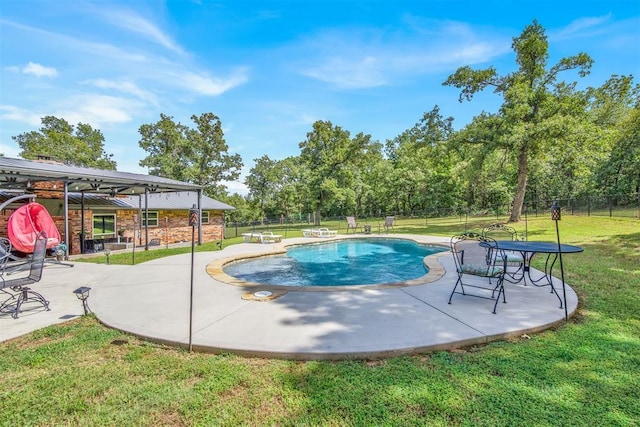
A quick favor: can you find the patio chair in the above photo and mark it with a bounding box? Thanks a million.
[346,216,359,234]
[448,232,507,314]
[482,223,524,279]
[0,231,49,319]
[383,216,394,233]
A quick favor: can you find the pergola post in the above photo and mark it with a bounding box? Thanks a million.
[64,181,70,259]
[144,187,149,250]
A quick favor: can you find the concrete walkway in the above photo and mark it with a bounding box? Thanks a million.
[1,235,577,359]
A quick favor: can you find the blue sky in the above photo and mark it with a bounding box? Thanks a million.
[1,1,639,194]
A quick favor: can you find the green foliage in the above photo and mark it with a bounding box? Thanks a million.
[244,154,280,219]
[444,20,594,221]
[13,116,117,169]
[138,113,243,197]
[2,216,639,425]
[298,120,377,223]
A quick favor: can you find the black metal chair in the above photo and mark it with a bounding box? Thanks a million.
[448,232,507,314]
[482,223,525,280]
[0,231,49,319]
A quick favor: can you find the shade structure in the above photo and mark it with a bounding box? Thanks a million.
[7,203,61,253]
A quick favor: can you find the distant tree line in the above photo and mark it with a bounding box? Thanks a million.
[12,21,639,224]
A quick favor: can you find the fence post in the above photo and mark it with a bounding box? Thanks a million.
[609,196,613,217]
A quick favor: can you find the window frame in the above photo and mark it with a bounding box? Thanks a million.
[201,210,210,224]
[142,211,159,227]
[92,213,117,238]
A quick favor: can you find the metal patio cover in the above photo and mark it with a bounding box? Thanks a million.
[0,157,202,194]
[0,157,205,251]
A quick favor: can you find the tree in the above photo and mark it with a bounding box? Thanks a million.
[443,21,593,221]
[385,106,460,215]
[596,105,640,196]
[244,155,279,221]
[13,115,117,169]
[299,120,374,224]
[138,113,243,197]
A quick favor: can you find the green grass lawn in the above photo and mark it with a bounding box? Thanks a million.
[1,215,639,425]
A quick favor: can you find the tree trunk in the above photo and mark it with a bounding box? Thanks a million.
[314,193,322,226]
[509,146,528,222]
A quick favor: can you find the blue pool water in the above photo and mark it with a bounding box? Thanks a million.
[223,238,445,287]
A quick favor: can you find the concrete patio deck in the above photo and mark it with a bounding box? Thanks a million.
[1,235,578,359]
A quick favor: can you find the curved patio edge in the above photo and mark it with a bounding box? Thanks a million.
[88,234,578,361]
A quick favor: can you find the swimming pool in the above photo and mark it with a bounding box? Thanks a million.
[222,238,446,287]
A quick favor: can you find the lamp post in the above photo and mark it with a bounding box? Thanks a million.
[551,200,568,320]
[73,286,91,315]
[188,204,199,352]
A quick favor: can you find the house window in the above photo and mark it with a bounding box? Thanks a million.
[93,214,116,238]
[201,211,210,224]
[142,211,159,227]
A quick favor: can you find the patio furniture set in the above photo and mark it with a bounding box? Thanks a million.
[448,223,582,318]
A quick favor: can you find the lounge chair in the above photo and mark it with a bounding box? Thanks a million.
[242,232,282,243]
[346,216,359,234]
[383,216,394,233]
[242,232,263,243]
[259,231,282,243]
[314,228,337,238]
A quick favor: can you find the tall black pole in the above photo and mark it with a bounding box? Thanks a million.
[188,204,199,352]
[551,201,568,320]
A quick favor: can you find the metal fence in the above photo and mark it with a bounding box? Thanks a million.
[224,192,639,239]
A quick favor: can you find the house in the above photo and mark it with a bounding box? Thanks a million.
[0,157,235,255]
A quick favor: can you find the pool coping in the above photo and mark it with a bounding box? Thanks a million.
[206,235,449,292]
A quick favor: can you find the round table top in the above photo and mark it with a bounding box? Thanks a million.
[493,240,584,254]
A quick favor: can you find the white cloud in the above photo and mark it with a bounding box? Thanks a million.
[23,62,58,77]
[102,9,186,55]
[81,78,158,105]
[303,56,386,89]
[170,69,249,96]
[0,105,42,126]
[221,179,249,195]
[292,21,510,89]
[553,15,611,40]
[57,94,144,127]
